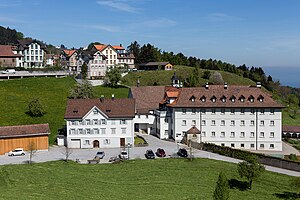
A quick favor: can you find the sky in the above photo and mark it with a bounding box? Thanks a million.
[1,0,300,69]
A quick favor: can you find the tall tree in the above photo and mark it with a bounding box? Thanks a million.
[69,80,95,99]
[237,156,265,189]
[81,62,88,79]
[127,41,140,63]
[213,172,230,200]
[105,67,122,87]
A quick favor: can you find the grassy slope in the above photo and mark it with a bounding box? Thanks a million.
[122,65,255,87]
[0,159,295,200]
[0,77,129,144]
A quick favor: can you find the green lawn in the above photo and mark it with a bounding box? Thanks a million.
[0,159,296,200]
[122,65,255,87]
[0,77,129,144]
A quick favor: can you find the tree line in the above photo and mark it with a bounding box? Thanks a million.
[0,26,24,45]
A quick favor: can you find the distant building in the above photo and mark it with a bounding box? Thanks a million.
[282,125,300,138]
[61,49,78,72]
[138,62,173,70]
[0,45,22,68]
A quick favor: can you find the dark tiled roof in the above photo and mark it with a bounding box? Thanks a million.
[130,86,166,114]
[169,85,284,108]
[187,126,201,134]
[64,98,135,119]
[139,62,171,67]
[17,39,46,49]
[282,125,300,133]
[0,124,50,138]
[0,45,21,57]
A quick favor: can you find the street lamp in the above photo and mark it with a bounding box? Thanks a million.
[127,143,131,160]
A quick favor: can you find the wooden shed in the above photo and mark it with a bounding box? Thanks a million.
[0,124,50,155]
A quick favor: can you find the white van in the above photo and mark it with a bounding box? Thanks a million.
[2,69,16,74]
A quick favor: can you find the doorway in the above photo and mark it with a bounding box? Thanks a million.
[93,140,99,148]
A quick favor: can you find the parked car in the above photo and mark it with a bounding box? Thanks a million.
[119,150,129,160]
[8,148,25,156]
[95,151,105,159]
[156,148,166,157]
[145,150,155,159]
[2,69,16,74]
[177,148,188,158]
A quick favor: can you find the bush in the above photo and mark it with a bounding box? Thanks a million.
[26,98,46,117]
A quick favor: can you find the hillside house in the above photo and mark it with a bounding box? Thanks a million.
[0,45,22,68]
[138,62,173,70]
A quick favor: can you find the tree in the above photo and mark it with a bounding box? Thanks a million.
[26,98,46,117]
[237,156,265,189]
[61,146,73,162]
[105,67,122,87]
[213,171,230,200]
[69,80,95,99]
[202,70,211,79]
[81,62,88,79]
[127,41,140,63]
[28,142,37,164]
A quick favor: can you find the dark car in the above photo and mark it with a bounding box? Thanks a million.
[177,148,188,158]
[145,150,155,159]
[156,148,166,157]
[95,151,105,159]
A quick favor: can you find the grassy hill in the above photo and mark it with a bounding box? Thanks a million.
[0,159,296,200]
[0,77,129,144]
[122,65,255,86]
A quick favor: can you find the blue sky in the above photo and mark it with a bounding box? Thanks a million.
[1,0,300,68]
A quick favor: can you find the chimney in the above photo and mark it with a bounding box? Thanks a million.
[100,95,104,102]
[256,82,261,88]
[137,79,140,87]
[120,44,122,47]
[224,82,228,89]
[112,94,115,101]
[205,82,209,89]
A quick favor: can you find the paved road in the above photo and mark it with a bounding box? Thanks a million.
[1,134,300,177]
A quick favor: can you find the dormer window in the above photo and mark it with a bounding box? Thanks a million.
[258,95,264,102]
[200,95,206,102]
[239,95,245,103]
[230,95,236,102]
[248,95,254,103]
[189,95,196,102]
[221,95,226,103]
[93,109,98,114]
[211,96,216,103]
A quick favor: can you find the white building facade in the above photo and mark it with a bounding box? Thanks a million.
[64,98,135,148]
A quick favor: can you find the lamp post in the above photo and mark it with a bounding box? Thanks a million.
[127,143,131,160]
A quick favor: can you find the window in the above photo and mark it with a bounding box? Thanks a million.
[201,109,206,114]
[164,118,168,123]
[241,120,245,126]
[182,109,186,114]
[93,119,98,125]
[201,120,206,126]
[240,108,245,115]
[211,131,215,137]
[111,128,116,134]
[93,109,98,114]
[270,144,274,149]
[120,120,126,125]
[40,50,42,54]
[104,139,110,144]
[70,129,75,135]
[212,120,216,126]
[260,120,264,126]
[260,144,264,149]
[200,96,206,102]
[86,129,91,134]
[251,144,255,148]
[221,97,226,103]
[270,109,275,115]
[182,120,187,126]
[260,109,265,115]
[192,120,196,126]
[211,97,216,103]
[241,144,245,148]
[221,120,225,126]
[101,128,106,134]
[231,143,235,148]
[270,132,275,138]
[211,109,216,114]
[31,56,34,60]
[84,140,90,145]
[165,130,168,135]
[35,56,38,60]
[111,120,116,125]
[122,128,126,134]
[270,120,275,126]
[230,109,235,114]
[86,119,91,125]
[231,120,235,126]
[250,120,254,126]
[230,132,235,138]
[221,132,225,137]
[101,119,106,125]
[70,121,76,125]
[94,129,99,134]
[250,109,255,115]
[250,132,254,138]
[31,50,34,54]
[202,131,206,137]
[221,109,225,114]
[192,109,196,114]
[260,132,264,138]
[240,132,245,138]
[35,50,38,54]
[78,129,83,134]
[221,143,225,147]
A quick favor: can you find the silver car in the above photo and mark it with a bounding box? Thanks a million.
[95,151,105,159]
[8,148,25,156]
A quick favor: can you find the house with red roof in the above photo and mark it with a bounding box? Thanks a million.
[0,45,22,68]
